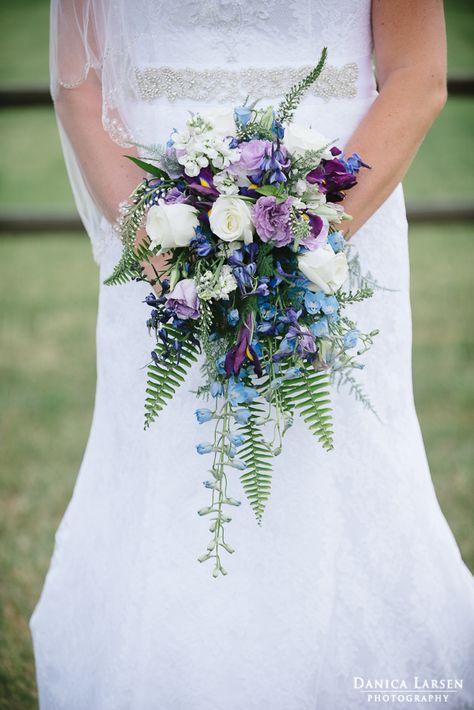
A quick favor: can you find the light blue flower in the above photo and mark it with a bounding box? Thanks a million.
[233,408,251,424]
[228,380,259,407]
[283,367,302,380]
[211,381,224,397]
[216,355,226,375]
[234,106,252,126]
[227,460,247,471]
[229,433,246,447]
[195,408,214,424]
[309,316,329,338]
[277,336,296,355]
[196,442,213,454]
[227,308,240,327]
[328,231,345,253]
[304,289,325,315]
[343,329,360,349]
[260,302,278,321]
[270,377,284,389]
[321,294,339,316]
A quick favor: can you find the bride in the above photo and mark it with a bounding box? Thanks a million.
[30,1,474,708]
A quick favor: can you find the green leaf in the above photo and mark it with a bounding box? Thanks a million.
[253,184,289,203]
[125,155,170,180]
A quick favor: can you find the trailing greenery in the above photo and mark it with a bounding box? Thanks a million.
[144,324,201,429]
[277,47,328,125]
[280,368,334,451]
[237,403,274,524]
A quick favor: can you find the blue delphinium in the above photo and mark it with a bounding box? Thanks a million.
[195,408,214,424]
[196,442,213,454]
[304,289,325,315]
[234,106,252,126]
[328,231,345,253]
[309,317,329,338]
[343,329,360,349]
[233,408,252,425]
[227,308,240,327]
[211,381,224,397]
[228,379,259,408]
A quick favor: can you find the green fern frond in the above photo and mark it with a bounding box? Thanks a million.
[144,325,200,429]
[104,235,153,287]
[237,404,274,524]
[104,180,156,287]
[280,368,334,451]
[277,47,328,125]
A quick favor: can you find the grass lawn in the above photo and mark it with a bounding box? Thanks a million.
[0,225,473,707]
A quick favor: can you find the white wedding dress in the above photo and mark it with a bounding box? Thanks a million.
[30,2,474,708]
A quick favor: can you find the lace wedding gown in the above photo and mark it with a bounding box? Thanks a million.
[30,2,474,708]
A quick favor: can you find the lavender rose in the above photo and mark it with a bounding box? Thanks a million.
[165,279,200,320]
[252,196,293,247]
[229,139,270,176]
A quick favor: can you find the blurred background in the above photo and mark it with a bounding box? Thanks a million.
[0,1,473,707]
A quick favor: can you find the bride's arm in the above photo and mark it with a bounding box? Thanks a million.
[54,71,143,225]
[340,0,447,238]
[54,71,168,277]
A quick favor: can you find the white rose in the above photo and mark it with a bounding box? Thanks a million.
[146,200,199,251]
[284,123,334,159]
[209,196,254,244]
[298,244,348,295]
[201,108,236,138]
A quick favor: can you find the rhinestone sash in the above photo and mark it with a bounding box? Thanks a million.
[134,62,360,103]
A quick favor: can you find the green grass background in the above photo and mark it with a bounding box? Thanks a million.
[0,1,473,708]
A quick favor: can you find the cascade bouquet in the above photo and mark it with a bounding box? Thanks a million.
[106,48,378,577]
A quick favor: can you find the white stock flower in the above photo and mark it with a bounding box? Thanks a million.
[298,244,348,295]
[284,123,334,159]
[200,108,237,138]
[209,196,254,244]
[146,200,199,251]
[213,171,239,195]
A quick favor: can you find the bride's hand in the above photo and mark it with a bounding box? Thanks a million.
[134,225,170,294]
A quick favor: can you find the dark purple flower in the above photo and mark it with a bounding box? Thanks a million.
[252,196,293,247]
[225,313,263,378]
[300,213,329,250]
[185,167,220,198]
[306,157,360,202]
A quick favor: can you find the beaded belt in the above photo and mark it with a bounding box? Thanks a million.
[133,62,362,104]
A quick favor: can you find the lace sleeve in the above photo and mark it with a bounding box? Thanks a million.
[49,0,105,99]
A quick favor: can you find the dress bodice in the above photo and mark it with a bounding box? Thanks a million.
[50,0,378,262]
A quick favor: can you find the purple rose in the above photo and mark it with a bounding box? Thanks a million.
[229,139,270,175]
[165,279,200,320]
[252,196,293,247]
[300,213,329,250]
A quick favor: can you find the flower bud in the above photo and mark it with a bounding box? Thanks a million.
[224,497,241,506]
[197,506,214,516]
